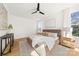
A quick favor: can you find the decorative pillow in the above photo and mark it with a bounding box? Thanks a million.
[47,33,57,38]
[37,32,48,36]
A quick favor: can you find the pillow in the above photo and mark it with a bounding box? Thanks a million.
[37,32,48,36]
[47,33,57,38]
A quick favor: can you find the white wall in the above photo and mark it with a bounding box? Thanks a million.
[45,8,72,29]
[8,14,37,39]
[45,18,56,29]
[55,11,64,29]
[45,11,65,29]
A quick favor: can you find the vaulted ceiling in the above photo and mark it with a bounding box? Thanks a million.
[4,3,77,19]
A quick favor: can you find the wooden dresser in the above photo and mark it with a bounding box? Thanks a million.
[60,37,75,48]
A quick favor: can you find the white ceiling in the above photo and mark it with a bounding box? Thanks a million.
[4,3,77,19]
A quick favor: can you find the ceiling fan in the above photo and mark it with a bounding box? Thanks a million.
[32,3,45,15]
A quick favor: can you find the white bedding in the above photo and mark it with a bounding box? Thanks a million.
[30,35,58,50]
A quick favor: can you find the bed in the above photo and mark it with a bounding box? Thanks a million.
[27,29,62,50]
[43,29,62,44]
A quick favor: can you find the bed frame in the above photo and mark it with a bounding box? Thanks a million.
[43,29,62,44]
[27,29,62,47]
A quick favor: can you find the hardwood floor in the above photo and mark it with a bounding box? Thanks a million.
[5,39,20,56]
[4,38,79,56]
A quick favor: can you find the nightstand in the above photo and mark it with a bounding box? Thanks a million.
[60,37,75,49]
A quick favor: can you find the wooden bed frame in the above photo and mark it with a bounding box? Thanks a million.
[43,29,62,44]
[27,29,62,47]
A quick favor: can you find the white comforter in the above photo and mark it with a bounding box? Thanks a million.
[30,35,58,50]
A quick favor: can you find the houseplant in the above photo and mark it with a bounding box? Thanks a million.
[7,24,13,33]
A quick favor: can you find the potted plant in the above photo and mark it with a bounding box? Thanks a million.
[7,24,13,33]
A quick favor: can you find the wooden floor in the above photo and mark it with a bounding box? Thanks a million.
[4,38,79,56]
[5,39,21,56]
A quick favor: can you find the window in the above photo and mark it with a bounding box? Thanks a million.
[71,11,79,36]
[37,20,45,33]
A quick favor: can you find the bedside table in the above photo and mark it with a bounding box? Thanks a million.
[60,37,75,49]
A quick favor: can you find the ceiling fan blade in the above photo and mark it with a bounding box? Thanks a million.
[37,3,40,11]
[31,3,45,15]
[32,11,37,14]
[39,11,45,15]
